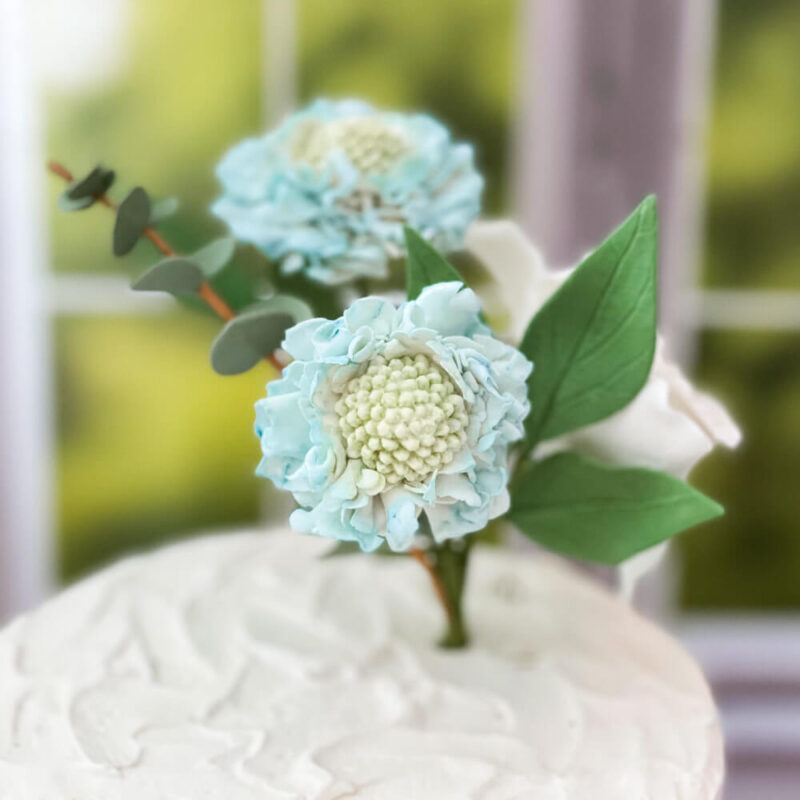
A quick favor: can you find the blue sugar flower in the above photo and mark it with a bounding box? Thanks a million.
[212,99,483,285]
[254,282,532,552]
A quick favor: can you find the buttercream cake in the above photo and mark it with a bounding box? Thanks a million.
[0,531,722,799]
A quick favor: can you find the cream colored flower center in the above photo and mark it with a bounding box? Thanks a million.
[334,353,469,486]
[292,117,410,173]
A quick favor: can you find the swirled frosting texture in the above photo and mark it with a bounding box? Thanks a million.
[0,533,722,799]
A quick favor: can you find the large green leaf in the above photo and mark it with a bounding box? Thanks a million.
[131,258,204,295]
[404,227,465,300]
[521,196,658,446]
[113,187,151,256]
[509,452,723,564]
[210,296,310,375]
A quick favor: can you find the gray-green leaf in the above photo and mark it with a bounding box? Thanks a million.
[149,196,179,223]
[66,165,115,200]
[192,237,236,277]
[131,258,204,295]
[248,294,314,324]
[509,452,723,564]
[210,307,295,375]
[520,196,658,446]
[57,191,95,212]
[405,227,465,300]
[113,187,151,256]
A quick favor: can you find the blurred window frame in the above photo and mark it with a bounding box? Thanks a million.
[1,2,799,796]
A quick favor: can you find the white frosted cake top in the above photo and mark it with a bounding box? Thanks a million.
[0,532,722,799]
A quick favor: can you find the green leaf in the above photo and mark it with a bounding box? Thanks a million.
[131,258,204,295]
[149,196,179,223]
[57,191,95,212]
[66,165,115,200]
[210,306,296,375]
[249,294,314,324]
[509,452,723,564]
[404,227,465,300]
[520,196,658,446]
[192,237,236,277]
[113,187,151,256]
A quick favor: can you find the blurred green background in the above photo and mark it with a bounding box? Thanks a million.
[45,0,800,608]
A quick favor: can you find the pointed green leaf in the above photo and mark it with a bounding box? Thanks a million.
[149,196,179,223]
[131,258,204,295]
[521,196,658,446]
[210,308,295,375]
[509,452,723,564]
[191,237,236,277]
[404,227,465,300]
[113,187,151,256]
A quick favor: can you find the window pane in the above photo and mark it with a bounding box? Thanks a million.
[704,0,800,289]
[679,330,800,609]
[44,0,263,274]
[298,0,516,213]
[56,312,279,581]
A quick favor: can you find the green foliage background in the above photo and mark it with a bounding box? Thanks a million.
[680,0,800,608]
[47,0,800,608]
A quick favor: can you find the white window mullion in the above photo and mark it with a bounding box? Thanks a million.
[48,274,174,316]
[0,0,55,621]
[513,0,718,368]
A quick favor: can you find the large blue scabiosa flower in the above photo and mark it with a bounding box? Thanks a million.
[254,282,532,552]
[212,99,483,285]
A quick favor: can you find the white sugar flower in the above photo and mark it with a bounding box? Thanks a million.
[254,282,532,552]
[466,220,741,478]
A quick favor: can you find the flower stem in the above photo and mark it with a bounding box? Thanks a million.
[411,519,472,649]
[47,160,283,372]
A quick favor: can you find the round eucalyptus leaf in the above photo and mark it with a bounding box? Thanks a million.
[131,258,204,295]
[149,196,179,224]
[192,237,236,277]
[248,294,314,324]
[57,191,95,212]
[113,187,151,256]
[211,310,295,375]
[66,165,115,200]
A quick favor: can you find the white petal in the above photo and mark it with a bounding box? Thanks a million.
[537,374,714,479]
[465,219,569,341]
[654,352,742,449]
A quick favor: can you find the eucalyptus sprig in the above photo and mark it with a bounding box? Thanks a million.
[47,161,310,374]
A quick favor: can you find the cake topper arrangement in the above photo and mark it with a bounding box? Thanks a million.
[49,99,740,648]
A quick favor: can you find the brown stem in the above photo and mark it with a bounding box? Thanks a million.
[47,160,283,372]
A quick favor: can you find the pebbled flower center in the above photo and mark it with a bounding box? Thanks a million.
[334,353,469,486]
[292,117,410,174]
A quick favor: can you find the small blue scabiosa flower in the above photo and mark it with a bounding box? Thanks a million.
[212,99,483,285]
[254,282,532,552]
